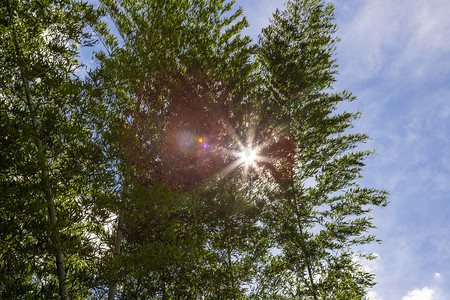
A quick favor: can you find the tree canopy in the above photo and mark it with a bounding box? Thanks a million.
[1,0,388,298]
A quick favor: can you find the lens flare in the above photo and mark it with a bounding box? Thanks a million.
[176,130,195,151]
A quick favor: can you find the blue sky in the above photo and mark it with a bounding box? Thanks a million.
[237,0,450,299]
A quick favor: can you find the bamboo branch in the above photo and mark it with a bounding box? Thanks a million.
[108,176,127,300]
[6,0,69,298]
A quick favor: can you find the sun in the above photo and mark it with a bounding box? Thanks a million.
[239,147,257,166]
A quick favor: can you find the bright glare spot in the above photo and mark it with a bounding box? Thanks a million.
[239,147,257,166]
[198,137,203,142]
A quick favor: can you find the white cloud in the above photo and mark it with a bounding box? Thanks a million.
[401,287,436,300]
[434,272,441,279]
[367,290,382,300]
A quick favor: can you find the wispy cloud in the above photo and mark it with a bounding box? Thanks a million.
[362,85,450,195]
[337,0,450,84]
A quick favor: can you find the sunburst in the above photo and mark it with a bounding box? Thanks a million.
[215,121,296,183]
